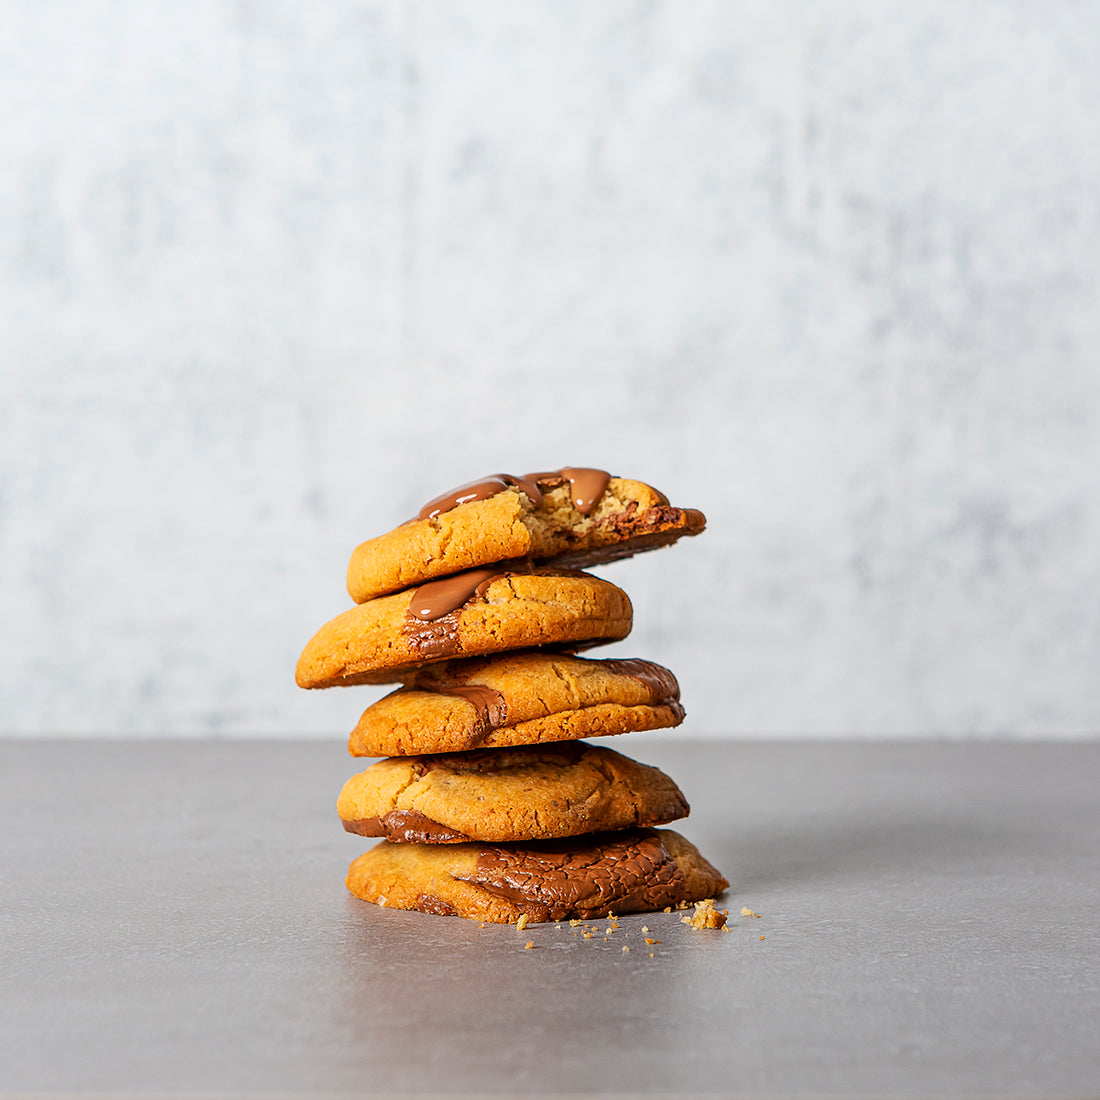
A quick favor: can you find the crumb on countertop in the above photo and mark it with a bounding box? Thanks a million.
[681,898,728,930]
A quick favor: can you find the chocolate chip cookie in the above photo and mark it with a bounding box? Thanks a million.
[346,468,705,603]
[296,568,632,688]
[346,828,728,923]
[347,651,683,756]
[338,742,689,843]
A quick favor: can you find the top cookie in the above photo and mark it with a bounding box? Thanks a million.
[346,468,706,604]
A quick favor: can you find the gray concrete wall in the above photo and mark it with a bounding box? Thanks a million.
[3,1,1098,736]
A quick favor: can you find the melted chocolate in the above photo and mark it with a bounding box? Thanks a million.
[343,810,468,843]
[458,829,686,921]
[599,658,681,705]
[415,893,459,916]
[555,467,611,515]
[402,564,526,660]
[407,565,525,622]
[402,613,463,661]
[402,562,576,662]
[416,467,612,521]
[418,475,518,521]
[435,684,508,741]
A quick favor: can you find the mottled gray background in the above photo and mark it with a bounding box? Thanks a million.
[2,1,1098,738]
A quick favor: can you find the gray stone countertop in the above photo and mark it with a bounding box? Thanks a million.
[2,739,1097,1098]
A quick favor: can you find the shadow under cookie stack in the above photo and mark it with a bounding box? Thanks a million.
[296,468,728,925]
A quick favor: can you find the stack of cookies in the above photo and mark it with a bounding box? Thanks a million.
[296,468,728,924]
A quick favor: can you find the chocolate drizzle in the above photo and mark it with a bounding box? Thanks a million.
[459,829,686,922]
[417,468,612,521]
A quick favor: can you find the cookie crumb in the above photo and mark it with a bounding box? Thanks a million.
[621,945,630,953]
[741,907,754,917]
[644,937,660,945]
[681,898,728,930]
[641,925,649,933]
[516,914,529,932]
[569,919,580,927]
[525,941,534,949]
[759,935,765,941]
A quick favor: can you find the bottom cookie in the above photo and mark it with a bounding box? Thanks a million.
[346,828,728,923]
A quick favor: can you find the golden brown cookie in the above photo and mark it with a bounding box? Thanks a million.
[338,742,689,843]
[346,651,683,756]
[296,569,631,688]
[346,828,728,923]
[346,468,706,603]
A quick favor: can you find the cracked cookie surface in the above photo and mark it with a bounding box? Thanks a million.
[296,571,632,688]
[346,473,705,604]
[338,741,689,843]
[346,828,728,923]
[347,651,683,756]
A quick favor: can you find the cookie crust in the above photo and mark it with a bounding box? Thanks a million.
[347,651,683,756]
[296,572,632,688]
[346,476,705,604]
[338,742,689,843]
[346,828,728,923]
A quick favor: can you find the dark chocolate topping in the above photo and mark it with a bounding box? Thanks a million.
[458,829,686,922]
[416,467,613,521]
